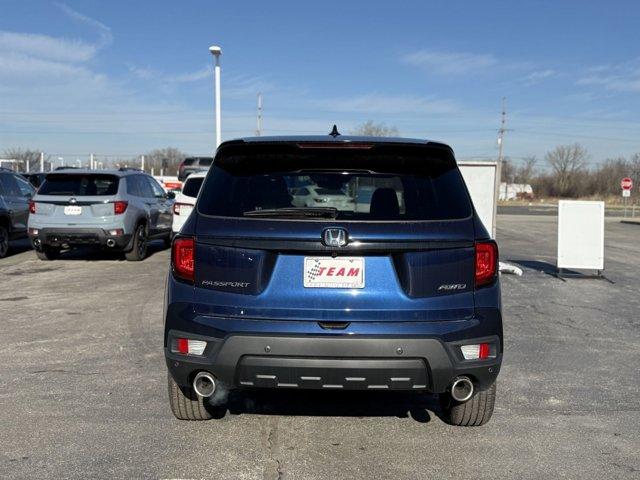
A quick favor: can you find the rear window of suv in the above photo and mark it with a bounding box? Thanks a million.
[197,143,472,221]
[38,174,120,196]
[182,176,205,198]
[197,158,213,166]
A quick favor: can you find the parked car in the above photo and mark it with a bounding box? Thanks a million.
[28,168,174,261]
[291,184,355,210]
[177,157,213,181]
[164,134,502,426]
[22,172,48,190]
[172,171,206,236]
[0,168,35,258]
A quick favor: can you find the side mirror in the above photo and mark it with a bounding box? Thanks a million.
[165,191,176,200]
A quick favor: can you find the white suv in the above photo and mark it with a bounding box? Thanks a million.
[172,171,206,235]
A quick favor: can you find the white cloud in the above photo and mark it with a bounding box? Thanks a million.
[127,64,211,83]
[402,49,499,75]
[0,31,98,63]
[312,94,459,115]
[54,2,113,48]
[577,58,640,92]
[521,69,557,86]
[224,73,277,98]
[0,51,94,79]
[0,4,113,79]
[168,66,211,83]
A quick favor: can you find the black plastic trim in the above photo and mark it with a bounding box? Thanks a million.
[196,237,474,253]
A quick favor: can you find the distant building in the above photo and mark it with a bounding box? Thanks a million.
[499,183,534,200]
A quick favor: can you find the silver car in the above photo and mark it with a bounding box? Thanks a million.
[28,169,174,261]
[0,169,36,258]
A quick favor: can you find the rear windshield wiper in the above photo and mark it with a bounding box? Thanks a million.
[243,207,338,219]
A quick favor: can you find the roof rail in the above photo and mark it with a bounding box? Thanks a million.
[118,167,143,172]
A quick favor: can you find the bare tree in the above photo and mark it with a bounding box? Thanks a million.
[142,147,187,176]
[501,158,515,183]
[629,153,640,184]
[513,155,537,185]
[2,148,49,172]
[350,121,399,137]
[545,144,588,197]
[588,157,628,196]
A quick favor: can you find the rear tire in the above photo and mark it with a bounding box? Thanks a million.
[0,225,9,258]
[125,224,147,261]
[440,381,496,426]
[163,234,172,249]
[167,372,213,421]
[35,246,61,261]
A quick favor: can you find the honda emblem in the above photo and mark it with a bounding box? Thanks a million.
[322,228,348,247]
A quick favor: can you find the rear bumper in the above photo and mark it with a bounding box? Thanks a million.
[165,328,502,394]
[29,227,132,249]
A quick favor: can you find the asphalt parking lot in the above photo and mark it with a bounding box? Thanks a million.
[1,215,639,479]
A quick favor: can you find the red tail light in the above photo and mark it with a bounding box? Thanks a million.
[113,201,128,215]
[475,241,498,287]
[173,202,190,215]
[28,200,36,214]
[172,237,195,283]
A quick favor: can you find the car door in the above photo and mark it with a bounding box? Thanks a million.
[0,174,33,234]
[132,175,159,234]
[146,176,172,233]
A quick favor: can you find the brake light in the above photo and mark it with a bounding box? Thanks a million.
[475,241,498,287]
[296,143,374,149]
[28,200,36,214]
[172,237,195,282]
[113,201,128,215]
[173,202,191,215]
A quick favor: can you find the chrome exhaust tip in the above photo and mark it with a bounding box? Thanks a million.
[450,376,474,402]
[193,372,216,398]
[106,239,116,247]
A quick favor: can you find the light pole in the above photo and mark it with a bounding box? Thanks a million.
[209,45,222,149]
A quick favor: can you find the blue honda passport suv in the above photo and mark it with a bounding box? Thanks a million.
[164,133,502,426]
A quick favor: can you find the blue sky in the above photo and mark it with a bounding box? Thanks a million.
[1,0,639,166]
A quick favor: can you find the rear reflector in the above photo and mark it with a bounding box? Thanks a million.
[113,201,128,215]
[461,343,496,360]
[475,241,498,287]
[172,237,195,282]
[174,338,207,355]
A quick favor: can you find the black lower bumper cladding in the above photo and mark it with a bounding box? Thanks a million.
[30,228,132,249]
[166,331,501,393]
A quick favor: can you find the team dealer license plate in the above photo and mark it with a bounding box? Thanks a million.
[304,257,365,289]
[64,205,82,215]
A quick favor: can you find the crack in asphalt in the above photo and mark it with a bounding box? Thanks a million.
[0,296,28,302]
[263,416,284,480]
[548,300,612,316]
[29,369,102,376]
